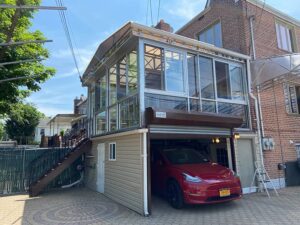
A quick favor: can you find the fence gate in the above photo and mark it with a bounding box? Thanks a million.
[0,148,81,195]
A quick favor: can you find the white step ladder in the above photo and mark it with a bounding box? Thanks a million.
[250,161,279,198]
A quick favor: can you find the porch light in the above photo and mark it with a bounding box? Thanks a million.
[234,133,240,139]
[212,138,220,144]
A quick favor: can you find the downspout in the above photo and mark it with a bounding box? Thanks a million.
[249,16,256,60]
[143,132,149,216]
[257,86,265,137]
[247,60,264,167]
[249,16,264,166]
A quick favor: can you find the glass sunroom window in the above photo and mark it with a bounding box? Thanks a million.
[96,111,106,134]
[216,61,231,99]
[199,56,215,99]
[128,51,138,94]
[118,56,127,99]
[165,50,184,92]
[187,54,198,97]
[109,65,117,105]
[99,75,107,110]
[109,106,117,131]
[145,45,164,90]
[120,95,139,129]
[230,65,245,101]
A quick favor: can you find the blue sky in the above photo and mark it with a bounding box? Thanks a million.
[26,0,300,116]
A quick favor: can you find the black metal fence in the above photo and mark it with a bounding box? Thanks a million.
[0,147,82,195]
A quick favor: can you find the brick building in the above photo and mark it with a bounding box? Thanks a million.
[177,0,300,187]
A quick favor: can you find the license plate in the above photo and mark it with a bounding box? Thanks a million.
[219,189,230,197]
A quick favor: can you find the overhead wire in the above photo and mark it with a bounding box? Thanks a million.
[146,0,149,25]
[157,0,161,24]
[149,0,153,26]
[61,1,84,67]
[55,0,81,78]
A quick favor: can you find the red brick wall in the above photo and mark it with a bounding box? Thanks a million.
[178,0,300,58]
[178,0,248,54]
[256,81,300,179]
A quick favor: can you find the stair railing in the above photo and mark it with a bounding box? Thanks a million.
[28,130,87,187]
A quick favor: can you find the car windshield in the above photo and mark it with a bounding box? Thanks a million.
[163,148,209,165]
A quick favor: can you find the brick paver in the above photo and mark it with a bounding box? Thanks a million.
[1,187,300,225]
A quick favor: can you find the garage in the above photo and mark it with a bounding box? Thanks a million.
[147,123,244,210]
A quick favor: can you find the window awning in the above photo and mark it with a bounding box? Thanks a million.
[251,54,300,87]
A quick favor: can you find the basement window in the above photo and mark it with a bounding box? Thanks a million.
[109,143,116,161]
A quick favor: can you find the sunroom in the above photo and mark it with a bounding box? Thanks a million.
[82,22,256,215]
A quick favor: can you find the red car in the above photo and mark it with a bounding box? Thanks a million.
[151,147,242,209]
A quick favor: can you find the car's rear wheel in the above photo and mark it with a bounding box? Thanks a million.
[167,180,184,209]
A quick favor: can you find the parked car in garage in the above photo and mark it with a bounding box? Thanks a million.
[151,147,242,209]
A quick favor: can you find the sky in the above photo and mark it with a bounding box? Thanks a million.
[26,0,300,117]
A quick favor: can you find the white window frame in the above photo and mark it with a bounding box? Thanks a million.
[144,40,187,96]
[109,142,116,161]
[296,144,300,161]
[199,21,223,48]
[287,84,300,114]
[275,21,295,53]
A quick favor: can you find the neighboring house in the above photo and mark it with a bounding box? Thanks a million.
[177,0,300,187]
[48,114,78,136]
[36,96,87,145]
[71,95,88,136]
[81,20,260,215]
[74,94,87,115]
[34,118,51,143]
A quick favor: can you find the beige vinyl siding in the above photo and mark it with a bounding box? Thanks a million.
[85,130,146,215]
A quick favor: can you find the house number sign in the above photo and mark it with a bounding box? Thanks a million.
[155,112,167,118]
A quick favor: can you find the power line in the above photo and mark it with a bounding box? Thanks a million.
[0,74,42,83]
[149,0,153,26]
[0,4,66,10]
[63,5,84,67]
[0,39,52,47]
[55,0,81,78]
[0,58,44,66]
[157,0,161,24]
[146,0,149,25]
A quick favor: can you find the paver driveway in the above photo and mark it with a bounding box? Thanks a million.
[1,187,300,225]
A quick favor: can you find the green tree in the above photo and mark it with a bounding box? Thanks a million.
[0,0,55,115]
[0,121,4,140]
[5,103,43,144]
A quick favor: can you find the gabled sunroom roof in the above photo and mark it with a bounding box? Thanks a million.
[82,22,250,85]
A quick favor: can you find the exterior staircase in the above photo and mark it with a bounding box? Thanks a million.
[29,137,91,197]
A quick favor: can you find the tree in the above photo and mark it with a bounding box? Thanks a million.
[5,103,43,144]
[0,0,55,115]
[0,121,4,140]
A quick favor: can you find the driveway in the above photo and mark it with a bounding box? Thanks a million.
[1,187,300,225]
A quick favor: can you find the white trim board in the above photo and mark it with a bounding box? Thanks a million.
[266,178,286,189]
[243,187,257,194]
